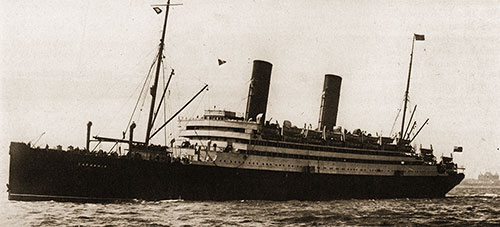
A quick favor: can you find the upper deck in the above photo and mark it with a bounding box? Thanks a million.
[179,109,416,154]
[179,110,259,142]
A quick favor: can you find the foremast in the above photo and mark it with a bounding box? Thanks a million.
[145,0,172,146]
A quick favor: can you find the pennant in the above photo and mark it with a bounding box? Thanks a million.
[218,59,227,66]
[153,7,162,14]
[453,146,463,152]
[414,34,425,41]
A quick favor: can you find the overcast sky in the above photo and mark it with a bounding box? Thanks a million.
[1,0,499,180]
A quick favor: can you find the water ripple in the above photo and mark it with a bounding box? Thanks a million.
[2,187,500,226]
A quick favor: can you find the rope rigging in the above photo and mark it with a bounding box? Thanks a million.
[152,59,174,129]
[123,51,160,137]
[162,60,169,144]
[389,94,415,138]
[389,99,404,137]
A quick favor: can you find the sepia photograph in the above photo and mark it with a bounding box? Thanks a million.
[1,0,499,225]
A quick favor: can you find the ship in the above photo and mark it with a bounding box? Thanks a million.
[7,2,464,202]
[461,172,500,186]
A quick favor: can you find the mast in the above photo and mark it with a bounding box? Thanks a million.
[145,0,172,146]
[400,33,424,142]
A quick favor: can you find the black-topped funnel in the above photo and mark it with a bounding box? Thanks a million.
[318,74,342,130]
[245,60,273,122]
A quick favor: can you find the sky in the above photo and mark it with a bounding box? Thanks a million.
[1,0,499,181]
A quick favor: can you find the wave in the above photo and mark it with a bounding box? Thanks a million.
[447,193,500,198]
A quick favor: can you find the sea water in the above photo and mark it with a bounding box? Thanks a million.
[1,186,499,226]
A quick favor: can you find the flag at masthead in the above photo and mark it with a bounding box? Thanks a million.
[145,0,172,146]
[400,33,425,142]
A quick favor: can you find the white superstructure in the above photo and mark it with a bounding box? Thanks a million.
[173,109,457,177]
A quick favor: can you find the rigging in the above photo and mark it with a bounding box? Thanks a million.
[145,0,173,146]
[400,34,425,142]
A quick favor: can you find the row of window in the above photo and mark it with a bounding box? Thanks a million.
[183,135,418,161]
[186,136,249,144]
[78,162,107,168]
[218,159,431,174]
[250,140,413,158]
[241,150,423,166]
[186,125,246,133]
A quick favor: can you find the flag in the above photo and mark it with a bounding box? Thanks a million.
[414,34,425,41]
[453,146,463,152]
[153,7,162,14]
[218,59,227,66]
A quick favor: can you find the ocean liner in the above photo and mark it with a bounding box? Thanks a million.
[8,2,464,202]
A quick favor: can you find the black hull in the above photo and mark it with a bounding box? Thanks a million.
[8,143,464,202]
